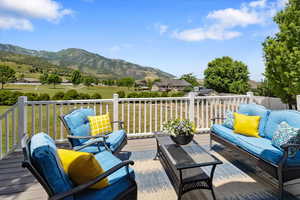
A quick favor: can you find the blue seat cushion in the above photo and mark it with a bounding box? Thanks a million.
[211,124,240,145]
[81,130,126,153]
[75,151,135,200]
[237,135,300,166]
[30,133,74,199]
[63,108,95,145]
[264,110,300,140]
[238,104,270,137]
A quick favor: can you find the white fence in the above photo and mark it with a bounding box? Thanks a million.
[0,93,252,159]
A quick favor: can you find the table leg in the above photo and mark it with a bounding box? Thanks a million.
[153,139,159,160]
[209,165,217,200]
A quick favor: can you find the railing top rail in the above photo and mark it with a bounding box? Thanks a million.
[195,95,249,99]
[26,99,114,105]
[119,97,189,102]
[0,103,18,120]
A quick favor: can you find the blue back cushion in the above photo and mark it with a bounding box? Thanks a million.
[63,108,95,145]
[30,133,74,199]
[238,104,270,137]
[264,110,300,140]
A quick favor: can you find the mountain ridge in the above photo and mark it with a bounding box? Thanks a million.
[0,43,174,80]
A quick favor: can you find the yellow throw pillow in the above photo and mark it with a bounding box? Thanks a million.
[88,113,112,136]
[233,112,261,137]
[57,149,109,189]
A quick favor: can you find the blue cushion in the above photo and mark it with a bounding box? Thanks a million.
[75,151,135,200]
[238,104,270,137]
[237,134,300,166]
[63,109,95,145]
[30,133,74,199]
[211,124,240,145]
[264,110,300,140]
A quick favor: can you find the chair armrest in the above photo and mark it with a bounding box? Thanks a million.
[49,160,135,200]
[280,143,300,151]
[67,135,108,139]
[111,121,124,129]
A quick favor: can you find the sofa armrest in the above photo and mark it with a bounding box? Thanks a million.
[280,143,300,151]
[67,135,108,140]
[211,116,226,124]
[49,160,135,200]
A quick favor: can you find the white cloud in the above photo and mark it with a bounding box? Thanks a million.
[0,0,72,22]
[0,15,33,31]
[109,44,133,53]
[207,8,262,27]
[173,25,241,42]
[159,25,168,35]
[173,0,287,42]
[249,0,267,8]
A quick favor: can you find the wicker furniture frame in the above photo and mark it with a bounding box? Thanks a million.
[21,134,137,200]
[210,117,300,200]
[154,134,222,200]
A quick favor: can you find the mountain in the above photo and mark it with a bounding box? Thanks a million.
[0,44,174,80]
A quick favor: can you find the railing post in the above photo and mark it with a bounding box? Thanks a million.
[113,94,119,131]
[247,91,254,104]
[297,95,300,111]
[188,92,195,123]
[18,96,27,148]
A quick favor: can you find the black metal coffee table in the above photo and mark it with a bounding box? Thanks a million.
[154,134,223,200]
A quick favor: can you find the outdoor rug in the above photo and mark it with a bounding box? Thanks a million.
[117,144,300,200]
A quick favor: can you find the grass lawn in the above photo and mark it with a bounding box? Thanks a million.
[2,84,135,99]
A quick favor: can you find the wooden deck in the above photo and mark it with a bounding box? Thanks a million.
[0,134,300,200]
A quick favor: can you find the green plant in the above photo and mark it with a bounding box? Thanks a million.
[52,91,65,100]
[64,89,79,100]
[180,73,199,86]
[117,91,125,98]
[79,93,90,99]
[91,93,102,99]
[71,70,82,85]
[162,119,196,136]
[39,93,50,101]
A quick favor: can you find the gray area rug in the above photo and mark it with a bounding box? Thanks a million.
[117,144,300,200]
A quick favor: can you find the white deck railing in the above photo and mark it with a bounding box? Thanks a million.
[0,93,253,159]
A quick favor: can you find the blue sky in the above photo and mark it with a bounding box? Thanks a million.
[0,0,288,81]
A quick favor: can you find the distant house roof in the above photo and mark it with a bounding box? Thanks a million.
[154,79,191,87]
[199,88,214,95]
[135,80,147,87]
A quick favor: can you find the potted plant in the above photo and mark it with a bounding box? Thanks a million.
[162,119,196,145]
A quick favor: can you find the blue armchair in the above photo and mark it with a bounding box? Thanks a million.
[21,133,137,200]
[59,108,127,154]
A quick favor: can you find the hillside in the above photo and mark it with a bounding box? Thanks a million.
[0,44,174,80]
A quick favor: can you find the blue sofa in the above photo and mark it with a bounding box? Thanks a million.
[59,108,127,154]
[210,104,300,200]
[21,133,137,200]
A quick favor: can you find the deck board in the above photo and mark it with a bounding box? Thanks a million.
[0,134,299,200]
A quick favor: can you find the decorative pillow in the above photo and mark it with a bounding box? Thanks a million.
[57,149,109,189]
[223,110,234,129]
[272,121,300,157]
[88,113,112,136]
[233,112,261,137]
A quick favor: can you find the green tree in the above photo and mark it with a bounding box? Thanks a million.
[117,77,135,88]
[204,56,249,94]
[83,76,94,87]
[70,70,82,85]
[47,73,62,88]
[180,73,199,86]
[39,73,48,85]
[263,0,300,108]
[253,80,275,97]
[0,65,16,89]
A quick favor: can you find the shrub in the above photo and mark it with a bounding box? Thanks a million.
[160,91,169,97]
[24,93,39,101]
[117,91,125,98]
[127,92,139,98]
[39,93,50,101]
[64,89,79,100]
[91,93,102,99]
[79,93,90,99]
[183,86,193,93]
[170,91,185,97]
[52,91,65,100]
